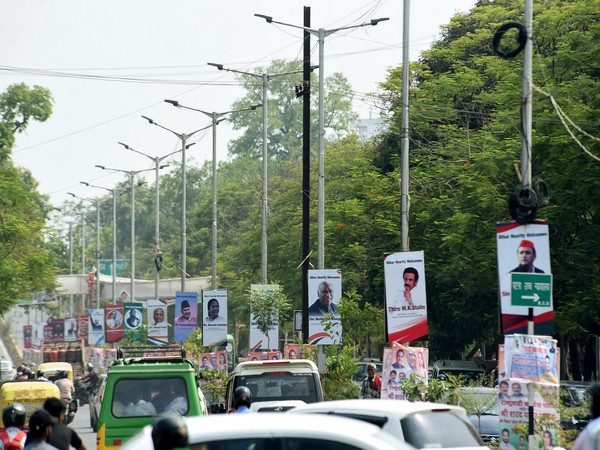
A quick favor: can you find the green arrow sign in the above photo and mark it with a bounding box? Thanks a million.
[510,273,553,308]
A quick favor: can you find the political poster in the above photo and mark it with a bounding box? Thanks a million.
[77,314,89,340]
[198,350,228,372]
[382,343,428,401]
[175,291,198,342]
[88,309,105,345]
[64,318,77,341]
[23,325,32,349]
[105,304,124,343]
[496,220,553,334]
[384,251,428,342]
[124,303,143,339]
[247,351,282,361]
[202,290,227,346]
[283,344,316,361]
[148,299,169,345]
[307,269,342,345]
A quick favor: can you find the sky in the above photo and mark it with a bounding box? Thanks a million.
[0,0,476,209]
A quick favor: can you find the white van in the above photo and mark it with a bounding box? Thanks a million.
[225,359,324,412]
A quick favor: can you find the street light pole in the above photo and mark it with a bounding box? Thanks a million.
[164,100,261,289]
[207,63,303,285]
[81,181,118,304]
[255,14,389,269]
[68,193,101,307]
[142,115,212,291]
[95,165,154,302]
[118,142,178,300]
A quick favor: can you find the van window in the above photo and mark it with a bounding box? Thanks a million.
[112,377,189,417]
[233,372,318,404]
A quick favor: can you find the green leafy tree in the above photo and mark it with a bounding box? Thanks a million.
[249,284,291,349]
[0,84,56,311]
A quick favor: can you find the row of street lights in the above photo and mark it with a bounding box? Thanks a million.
[70,11,387,303]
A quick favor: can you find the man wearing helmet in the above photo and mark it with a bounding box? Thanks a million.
[0,403,27,449]
[79,364,99,391]
[54,371,74,405]
[231,386,253,414]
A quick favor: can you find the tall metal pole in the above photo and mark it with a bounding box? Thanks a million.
[112,188,117,303]
[211,114,218,289]
[261,73,268,284]
[317,28,326,269]
[154,159,160,299]
[80,212,85,313]
[95,199,100,307]
[400,0,411,252]
[69,223,74,317]
[522,0,533,192]
[129,172,136,301]
[301,6,311,344]
[182,135,188,291]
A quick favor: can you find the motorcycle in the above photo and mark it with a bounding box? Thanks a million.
[64,396,78,424]
[74,379,91,406]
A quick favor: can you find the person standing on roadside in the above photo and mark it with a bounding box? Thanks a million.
[359,363,381,399]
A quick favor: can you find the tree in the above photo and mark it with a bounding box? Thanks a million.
[249,284,291,350]
[227,59,358,160]
[0,84,56,311]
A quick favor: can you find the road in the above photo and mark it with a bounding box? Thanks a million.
[71,404,97,450]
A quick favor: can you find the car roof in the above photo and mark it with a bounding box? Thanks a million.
[233,359,318,373]
[289,398,469,417]
[121,413,411,450]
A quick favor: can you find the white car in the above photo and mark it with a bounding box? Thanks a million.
[289,399,488,450]
[120,412,412,450]
[0,359,16,382]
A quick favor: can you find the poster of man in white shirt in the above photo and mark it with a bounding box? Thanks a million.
[307,269,342,345]
[384,251,428,343]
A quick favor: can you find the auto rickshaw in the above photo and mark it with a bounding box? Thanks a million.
[0,380,60,429]
[36,361,74,382]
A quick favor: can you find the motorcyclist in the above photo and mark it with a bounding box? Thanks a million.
[231,386,253,414]
[55,371,74,404]
[0,402,27,448]
[79,363,99,391]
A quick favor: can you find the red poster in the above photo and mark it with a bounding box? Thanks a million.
[23,325,32,349]
[78,315,89,339]
[105,304,124,343]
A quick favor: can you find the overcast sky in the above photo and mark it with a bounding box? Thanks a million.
[0,0,476,208]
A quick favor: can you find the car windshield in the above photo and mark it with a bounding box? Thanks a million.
[234,372,319,404]
[401,410,484,448]
[112,377,189,418]
[562,385,589,407]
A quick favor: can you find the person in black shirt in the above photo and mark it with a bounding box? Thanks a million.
[43,398,87,450]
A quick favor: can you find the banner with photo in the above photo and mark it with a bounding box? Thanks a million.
[34,323,45,347]
[105,304,124,343]
[307,269,342,345]
[88,309,105,345]
[382,343,428,400]
[198,350,228,372]
[384,251,428,342]
[124,303,143,339]
[77,314,89,340]
[496,220,553,334]
[247,351,282,361]
[86,347,117,370]
[49,319,65,342]
[201,290,227,346]
[23,325,32,349]
[148,299,169,345]
[64,318,77,341]
[498,336,560,450]
[249,285,279,350]
[175,291,198,342]
[283,344,316,361]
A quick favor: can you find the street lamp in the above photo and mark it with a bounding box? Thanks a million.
[118,142,181,300]
[95,164,154,302]
[255,13,389,269]
[81,181,118,304]
[164,99,262,289]
[68,192,101,308]
[207,62,303,285]
[142,115,215,292]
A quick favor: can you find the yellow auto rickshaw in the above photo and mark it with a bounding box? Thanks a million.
[36,362,74,382]
[0,380,60,429]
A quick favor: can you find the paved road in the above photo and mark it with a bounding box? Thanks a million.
[71,404,97,450]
